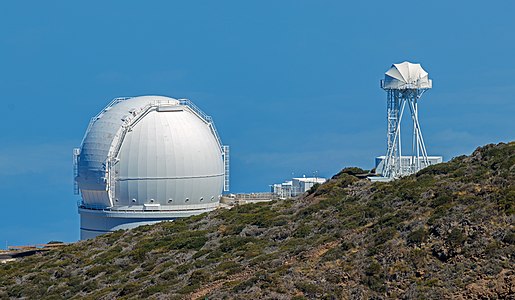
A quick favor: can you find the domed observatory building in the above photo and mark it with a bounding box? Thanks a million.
[73,96,229,239]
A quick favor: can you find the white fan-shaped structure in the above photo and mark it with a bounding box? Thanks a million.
[382,61,432,90]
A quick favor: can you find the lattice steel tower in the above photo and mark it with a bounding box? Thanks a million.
[378,61,432,179]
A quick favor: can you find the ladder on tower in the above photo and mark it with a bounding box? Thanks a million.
[223,145,230,192]
[73,148,80,195]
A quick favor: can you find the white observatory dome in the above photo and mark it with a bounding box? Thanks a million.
[74,95,228,239]
[382,61,432,90]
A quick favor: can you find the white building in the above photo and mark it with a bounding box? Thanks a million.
[271,181,292,199]
[374,155,443,178]
[74,95,229,239]
[271,176,326,199]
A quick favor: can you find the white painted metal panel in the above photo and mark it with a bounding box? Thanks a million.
[115,108,223,208]
[77,96,180,194]
[76,95,225,239]
[383,61,432,90]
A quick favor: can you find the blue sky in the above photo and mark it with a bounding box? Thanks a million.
[1,1,513,245]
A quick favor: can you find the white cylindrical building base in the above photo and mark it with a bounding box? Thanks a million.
[79,205,217,240]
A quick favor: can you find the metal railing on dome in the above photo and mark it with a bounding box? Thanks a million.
[179,99,229,192]
[80,96,225,152]
[76,96,231,199]
[80,97,130,147]
[104,98,226,164]
[178,99,223,151]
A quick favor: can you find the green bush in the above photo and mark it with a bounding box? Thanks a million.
[159,270,178,281]
[192,249,210,259]
[96,245,123,264]
[176,263,193,275]
[141,284,168,297]
[306,183,320,195]
[219,236,257,252]
[206,249,224,259]
[363,259,386,292]
[129,247,148,262]
[373,228,397,246]
[189,269,210,285]
[295,281,323,296]
[407,227,428,245]
[502,230,515,245]
[178,283,200,294]
[447,228,466,246]
[293,224,311,238]
[430,193,453,208]
[168,230,208,251]
[85,265,106,277]
[498,189,515,215]
[333,167,368,178]
[321,242,353,262]
[215,261,242,275]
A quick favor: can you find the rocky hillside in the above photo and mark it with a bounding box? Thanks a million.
[1,142,514,299]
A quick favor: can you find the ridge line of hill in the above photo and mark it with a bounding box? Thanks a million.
[0,141,513,299]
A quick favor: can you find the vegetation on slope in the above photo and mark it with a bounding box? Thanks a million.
[0,142,514,299]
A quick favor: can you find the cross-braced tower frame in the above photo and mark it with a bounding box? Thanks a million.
[379,62,432,179]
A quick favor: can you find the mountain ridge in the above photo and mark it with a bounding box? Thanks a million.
[0,142,513,299]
